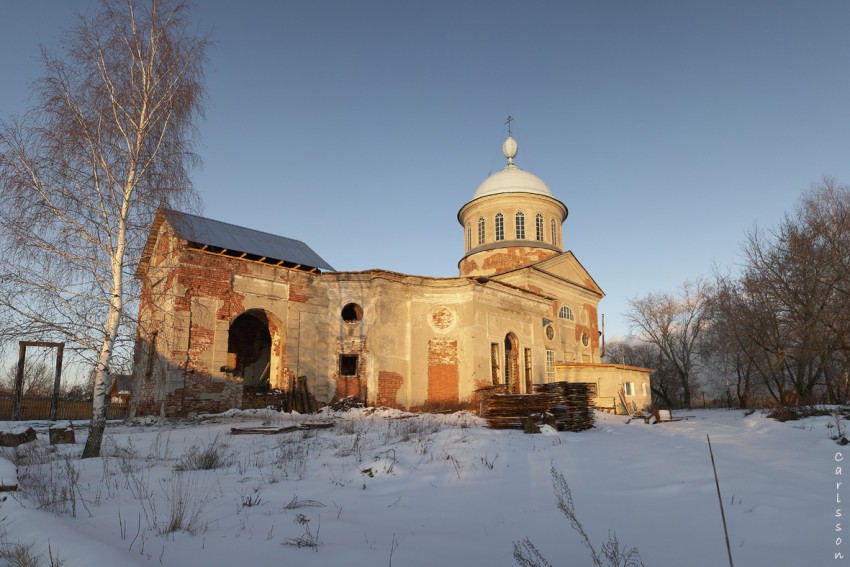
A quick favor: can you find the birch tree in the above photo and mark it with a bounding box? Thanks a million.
[0,0,207,457]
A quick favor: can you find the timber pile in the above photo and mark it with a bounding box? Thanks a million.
[483,382,597,432]
[241,389,286,411]
[286,376,317,414]
[329,396,364,412]
[230,422,334,435]
[535,382,597,432]
[473,385,508,415]
[484,393,556,430]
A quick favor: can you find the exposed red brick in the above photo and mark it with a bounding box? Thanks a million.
[187,324,214,374]
[458,257,479,276]
[331,337,368,404]
[431,308,453,330]
[289,284,309,303]
[574,303,600,356]
[335,376,366,402]
[133,221,324,416]
[480,247,558,274]
[377,371,403,408]
[427,339,458,404]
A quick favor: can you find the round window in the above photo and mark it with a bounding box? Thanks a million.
[341,303,363,323]
[581,332,589,347]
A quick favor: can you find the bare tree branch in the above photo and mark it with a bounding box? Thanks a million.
[625,279,712,408]
[0,0,207,457]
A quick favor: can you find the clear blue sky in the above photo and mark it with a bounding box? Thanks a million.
[2,1,850,339]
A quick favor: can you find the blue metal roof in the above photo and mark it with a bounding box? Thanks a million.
[166,210,335,272]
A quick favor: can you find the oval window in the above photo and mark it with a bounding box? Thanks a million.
[581,332,589,347]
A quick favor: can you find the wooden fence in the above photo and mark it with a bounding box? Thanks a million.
[0,397,129,421]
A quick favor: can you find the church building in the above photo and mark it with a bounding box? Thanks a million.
[131,135,652,417]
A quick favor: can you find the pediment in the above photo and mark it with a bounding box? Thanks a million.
[533,251,604,296]
[491,251,604,298]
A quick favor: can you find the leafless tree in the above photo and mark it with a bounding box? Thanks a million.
[604,339,678,408]
[701,282,762,408]
[1,360,54,398]
[0,0,207,457]
[625,279,712,408]
[711,179,850,405]
[799,179,850,372]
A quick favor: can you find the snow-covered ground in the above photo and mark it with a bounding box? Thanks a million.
[0,408,839,566]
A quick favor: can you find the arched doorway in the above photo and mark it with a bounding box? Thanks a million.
[228,311,272,391]
[504,332,520,394]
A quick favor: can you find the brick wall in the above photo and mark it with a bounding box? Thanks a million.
[460,246,559,277]
[481,247,558,274]
[133,220,325,417]
[334,337,366,403]
[377,371,404,408]
[427,339,459,405]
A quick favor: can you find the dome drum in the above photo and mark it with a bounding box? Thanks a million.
[457,135,569,278]
[459,245,563,278]
[462,239,563,260]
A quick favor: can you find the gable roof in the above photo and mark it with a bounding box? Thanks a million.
[140,209,335,274]
[490,250,604,297]
[532,251,604,296]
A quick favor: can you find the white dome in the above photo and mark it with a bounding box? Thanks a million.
[472,165,553,199]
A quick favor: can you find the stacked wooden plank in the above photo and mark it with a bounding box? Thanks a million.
[230,422,334,435]
[241,389,286,411]
[483,393,556,430]
[534,382,597,432]
[482,382,597,432]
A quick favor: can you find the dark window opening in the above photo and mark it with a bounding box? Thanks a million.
[339,354,359,376]
[504,333,520,392]
[341,303,363,323]
[227,312,272,390]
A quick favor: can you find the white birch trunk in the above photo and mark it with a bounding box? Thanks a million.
[82,196,130,458]
[0,1,207,458]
